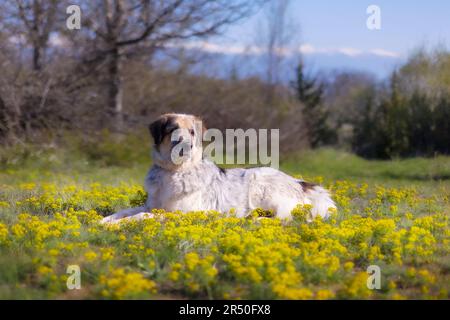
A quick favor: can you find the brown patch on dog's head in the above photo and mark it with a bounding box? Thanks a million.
[149,113,206,169]
[299,181,317,192]
[149,114,177,146]
[149,113,206,145]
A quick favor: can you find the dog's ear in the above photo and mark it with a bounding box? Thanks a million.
[149,115,168,145]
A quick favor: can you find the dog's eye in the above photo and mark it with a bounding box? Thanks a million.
[189,129,195,136]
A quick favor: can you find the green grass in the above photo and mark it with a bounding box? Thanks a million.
[283,148,450,182]
[2,138,450,185]
[0,141,449,299]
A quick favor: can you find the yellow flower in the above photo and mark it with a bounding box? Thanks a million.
[272,285,313,300]
[99,268,157,299]
[0,201,10,208]
[1,178,448,299]
[48,249,59,257]
[169,271,180,281]
[100,248,115,261]
[316,289,335,300]
[388,280,397,290]
[0,223,8,244]
[343,261,354,271]
[342,272,372,299]
[391,293,406,300]
[418,269,436,284]
[37,265,52,276]
[84,251,98,261]
[19,183,36,191]
[11,224,26,238]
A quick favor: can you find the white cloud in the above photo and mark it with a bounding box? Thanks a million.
[299,44,317,54]
[338,47,363,57]
[170,41,400,59]
[175,41,293,57]
[298,44,399,58]
[369,48,400,58]
[299,44,401,58]
[174,41,264,55]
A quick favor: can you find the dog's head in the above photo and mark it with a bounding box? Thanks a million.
[149,113,205,170]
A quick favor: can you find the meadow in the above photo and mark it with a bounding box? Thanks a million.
[0,138,449,299]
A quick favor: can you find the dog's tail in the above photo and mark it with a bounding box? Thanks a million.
[299,181,336,219]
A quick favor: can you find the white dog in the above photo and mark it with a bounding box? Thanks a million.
[101,113,336,224]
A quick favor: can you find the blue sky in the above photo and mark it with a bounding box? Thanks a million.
[208,0,450,77]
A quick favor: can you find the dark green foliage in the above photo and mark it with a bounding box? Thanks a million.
[433,96,450,155]
[292,62,336,148]
[352,74,450,159]
[408,91,435,156]
[349,49,450,159]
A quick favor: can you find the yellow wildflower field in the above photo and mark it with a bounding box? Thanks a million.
[0,151,449,299]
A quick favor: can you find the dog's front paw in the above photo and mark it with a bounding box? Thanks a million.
[100,215,117,225]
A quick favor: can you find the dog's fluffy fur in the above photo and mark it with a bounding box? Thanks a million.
[101,113,336,224]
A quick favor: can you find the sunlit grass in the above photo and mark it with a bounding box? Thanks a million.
[0,144,449,299]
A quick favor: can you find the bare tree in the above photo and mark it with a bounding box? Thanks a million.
[2,0,60,71]
[257,0,295,96]
[77,0,264,128]
[251,0,301,133]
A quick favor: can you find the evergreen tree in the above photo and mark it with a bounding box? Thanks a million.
[433,96,450,155]
[408,91,434,156]
[384,71,410,158]
[352,90,381,158]
[292,62,335,147]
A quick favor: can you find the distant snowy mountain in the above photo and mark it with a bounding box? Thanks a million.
[159,42,404,82]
